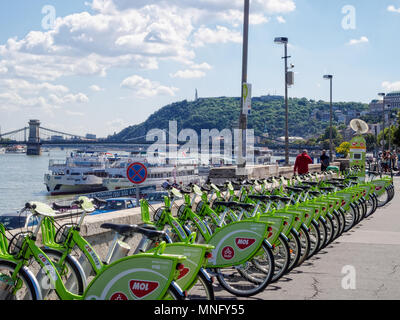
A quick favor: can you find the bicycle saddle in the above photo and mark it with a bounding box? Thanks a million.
[347,176,359,181]
[303,181,318,186]
[180,187,192,194]
[309,191,321,197]
[319,187,335,191]
[297,185,311,191]
[52,202,78,210]
[201,184,211,192]
[248,195,271,202]
[213,201,237,208]
[286,187,304,193]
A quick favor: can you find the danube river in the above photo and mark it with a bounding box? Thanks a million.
[0,149,73,213]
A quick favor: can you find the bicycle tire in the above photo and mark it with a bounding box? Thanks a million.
[365,195,376,218]
[0,260,39,300]
[337,209,346,238]
[186,270,214,300]
[307,220,321,259]
[316,218,328,252]
[287,229,301,272]
[343,204,357,232]
[296,225,311,266]
[270,235,290,283]
[330,211,341,241]
[376,189,389,207]
[215,242,274,297]
[40,249,85,299]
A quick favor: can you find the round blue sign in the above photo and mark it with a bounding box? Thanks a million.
[126,162,148,185]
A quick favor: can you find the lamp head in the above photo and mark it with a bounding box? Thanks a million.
[274,37,288,44]
[323,75,333,80]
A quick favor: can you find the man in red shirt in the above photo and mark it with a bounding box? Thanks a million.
[294,149,313,175]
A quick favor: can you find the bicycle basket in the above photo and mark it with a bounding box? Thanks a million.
[8,232,31,257]
[177,204,186,219]
[55,223,77,244]
[153,207,165,224]
[195,201,204,214]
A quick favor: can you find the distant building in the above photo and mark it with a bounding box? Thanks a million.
[370,123,382,136]
[195,89,198,101]
[343,126,355,141]
[384,91,400,109]
[320,111,331,122]
[369,99,383,114]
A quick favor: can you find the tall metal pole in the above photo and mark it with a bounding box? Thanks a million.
[329,78,333,160]
[284,43,289,166]
[382,96,386,154]
[238,0,249,168]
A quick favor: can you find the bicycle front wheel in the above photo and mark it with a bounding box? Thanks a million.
[40,249,85,299]
[186,270,214,300]
[0,261,39,300]
[215,242,274,297]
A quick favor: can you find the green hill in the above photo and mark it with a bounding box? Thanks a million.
[108,96,369,142]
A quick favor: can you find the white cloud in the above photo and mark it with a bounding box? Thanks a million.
[347,36,369,45]
[193,25,242,47]
[190,62,212,70]
[65,110,86,116]
[382,81,400,92]
[276,16,286,23]
[90,84,104,92]
[121,75,178,97]
[388,5,400,13]
[106,118,130,133]
[170,69,206,79]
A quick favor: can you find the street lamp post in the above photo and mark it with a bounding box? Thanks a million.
[238,0,250,169]
[378,93,386,154]
[274,37,290,166]
[323,75,334,161]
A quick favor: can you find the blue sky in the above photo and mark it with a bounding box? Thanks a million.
[0,0,399,138]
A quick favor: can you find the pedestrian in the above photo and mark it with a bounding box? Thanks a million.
[320,149,330,172]
[391,150,398,171]
[294,149,313,175]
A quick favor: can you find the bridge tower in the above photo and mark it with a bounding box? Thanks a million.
[27,120,41,155]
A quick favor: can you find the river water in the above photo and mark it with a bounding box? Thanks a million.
[0,148,73,213]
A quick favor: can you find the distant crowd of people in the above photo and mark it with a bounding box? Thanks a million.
[293,149,330,175]
[293,148,400,176]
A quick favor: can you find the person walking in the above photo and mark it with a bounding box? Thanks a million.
[294,149,313,175]
[320,150,330,172]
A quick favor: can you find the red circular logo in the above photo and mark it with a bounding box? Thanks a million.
[221,246,235,260]
[110,292,128,300]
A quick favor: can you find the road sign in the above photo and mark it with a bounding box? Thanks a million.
[242,83,252,115]
[126,162,148,185]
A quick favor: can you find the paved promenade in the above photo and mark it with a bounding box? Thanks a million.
[215,177,400,300]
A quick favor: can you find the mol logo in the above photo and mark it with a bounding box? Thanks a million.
[177,267,190,280]
[129,280,159,299]
[221,246,235,260]
[235,238,256,250]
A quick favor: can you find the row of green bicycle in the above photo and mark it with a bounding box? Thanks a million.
[0,169,394,300]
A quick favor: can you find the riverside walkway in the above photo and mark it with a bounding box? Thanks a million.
[215,176,400,300]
